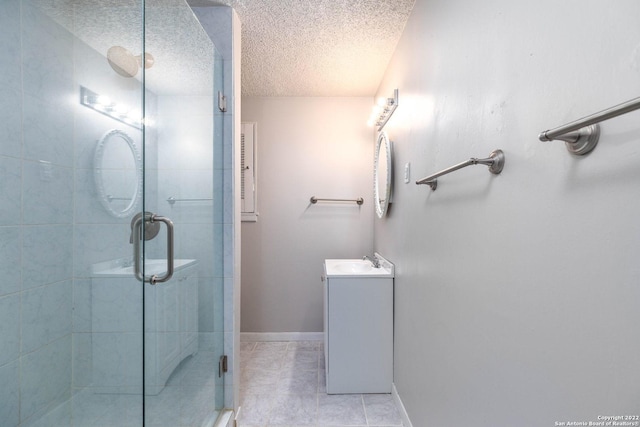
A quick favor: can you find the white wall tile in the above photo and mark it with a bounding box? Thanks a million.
[0,227,22,296]
[0,157,22,225]
[73,224,130,277]
[23,160,73,224]
[20,1,73,103]
[22,94,74,168]
[0,360,19,427]
[72,278,92,333]
[0,86,22,159]
[20,335,71,423]
[73,166,105,223]
[72,332,92,389]
[91,277,142,333]
[0,0,21,87]
[197,277,215,332]
[0,294,21,366]
[91,332,142,390]
[22,280,72,353]
[22,225,73,289]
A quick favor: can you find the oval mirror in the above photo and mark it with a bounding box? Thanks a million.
[94,129,142,218]
[374,131,393,218]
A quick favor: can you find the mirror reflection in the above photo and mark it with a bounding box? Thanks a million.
[94,129,142,218]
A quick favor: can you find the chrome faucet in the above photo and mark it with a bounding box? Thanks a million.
[363,255,380,268]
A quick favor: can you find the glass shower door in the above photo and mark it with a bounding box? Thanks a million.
[142,1,223,425]
[72,1,147,426]
[1,0,224,425]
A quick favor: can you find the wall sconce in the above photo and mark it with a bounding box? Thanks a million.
[367,89,399,131]
[80,86,143,129]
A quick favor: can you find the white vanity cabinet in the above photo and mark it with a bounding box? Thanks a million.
[90,258,198,395]
[323,258,394,394]
[145,261,199,395]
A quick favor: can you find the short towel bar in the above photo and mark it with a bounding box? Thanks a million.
[310,197,364,205]
[416,149,505,191]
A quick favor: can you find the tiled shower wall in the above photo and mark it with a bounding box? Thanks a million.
[1,2,74,425]
[0,1,151,423]
[0,1,235,424]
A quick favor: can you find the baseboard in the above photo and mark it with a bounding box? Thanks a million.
[392,383,413,427]
[240,332,323,342]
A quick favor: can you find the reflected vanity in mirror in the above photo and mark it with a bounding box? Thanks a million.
[374,131,393,218]
[94,129,142,218]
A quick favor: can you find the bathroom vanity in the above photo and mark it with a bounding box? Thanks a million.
[323,256,394,394]
[91,258,199,395]
[143,260,199,395]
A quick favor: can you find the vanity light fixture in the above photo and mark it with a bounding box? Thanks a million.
[80,86,143,129]
[367,89,399,131]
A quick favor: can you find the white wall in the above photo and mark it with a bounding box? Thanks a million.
[241,97,374,333]
[375,0,640,425]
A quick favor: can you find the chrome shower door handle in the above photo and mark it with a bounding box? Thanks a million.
[132,213,174,285]
[132,214,145,282]
[149,215,174,285]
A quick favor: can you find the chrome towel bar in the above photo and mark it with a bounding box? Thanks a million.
[106,195,132,202]
[310,196,364,205]
[167,196,213,205]
[538,96,640,155]
[416,149,505,191]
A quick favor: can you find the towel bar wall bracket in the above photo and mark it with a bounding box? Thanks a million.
[539,124,600,156]
[538,95,640,155]
[416,149,505,191]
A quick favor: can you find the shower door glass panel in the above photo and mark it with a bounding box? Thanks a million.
[1,0,147,426]
[72,1,147,426]
[143,1,223,425]
[0,0,223,425]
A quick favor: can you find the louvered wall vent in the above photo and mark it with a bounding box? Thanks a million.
[241,123,258,221]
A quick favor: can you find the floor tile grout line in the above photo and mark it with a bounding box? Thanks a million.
[362,394,370,426]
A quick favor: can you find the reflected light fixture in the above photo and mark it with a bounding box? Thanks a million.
[367,89,399,131]
[107,46,154,78]
[80,86,143,129]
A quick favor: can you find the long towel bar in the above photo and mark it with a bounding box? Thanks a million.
[538,96,640,155]
[416,149,505,191]
[167,196,213,205]
[310,197,364,205]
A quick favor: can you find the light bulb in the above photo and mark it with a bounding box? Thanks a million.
[96,95,111,106]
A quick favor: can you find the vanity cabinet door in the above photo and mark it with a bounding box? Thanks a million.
[181,272,198,358]
[157,277,181,382]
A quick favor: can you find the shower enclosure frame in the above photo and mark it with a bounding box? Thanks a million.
[0,0,234,425]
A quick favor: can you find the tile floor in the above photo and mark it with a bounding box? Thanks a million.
[239,341,403,427]
[29,351,219,427]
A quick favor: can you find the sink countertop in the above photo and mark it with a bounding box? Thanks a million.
[324,255,394,278]
[91,258,198,277]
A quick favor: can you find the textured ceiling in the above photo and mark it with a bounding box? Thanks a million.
[37,0,415,97]
[202,0,416,96]
[36,0,216,95]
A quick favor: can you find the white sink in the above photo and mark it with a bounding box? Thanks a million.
[324,256,394,278]
[91,258,197,277]
[333,260,374,274]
